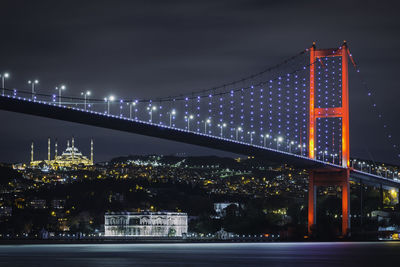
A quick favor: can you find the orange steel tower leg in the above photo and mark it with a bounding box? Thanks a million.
[308,171,316,234]
[341,42,350,235]
[308,42,350,237]
[341,42,350,168]
[341,173,350,234]
[309,43,316,160]
[307,43,317,236]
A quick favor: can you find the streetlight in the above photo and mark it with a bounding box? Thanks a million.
[147,105,157,122]
[319,150,328,161]
[276,136,283,150]
[331,153,338,165]
[357,161,363,171]
[289,141,295,153]
[55,85,66,106]
[81,90,91,110]
[127,101,138,119]
[28,79,39,99]
[247,131,255,145]
[236,127,243,141]
[104,95,115,114]
[185,114,194,131]
[377,165,382,176]
[261,133,270,147]
[204,118,211,134]
[1,72,9,95]
[359,162,366,173]
[297,143,307,156]
[218,123,227,137]
[127,102,136,119]
[119,99,124,116]
[169,109,176,127]
[351,159,356,168]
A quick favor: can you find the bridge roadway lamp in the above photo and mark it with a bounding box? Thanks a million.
[375,166,380,176]
[204,118,211,134]
[357,161,363,171]
[169,109,176,127]
[351,159,356,168]
[361,161,367,173]
[185,114,194,131]
[81,90,91,110]
[218,123,227,137]
[289,141,295,153]
[236,127,243,141]
[276,136,283,150]
[247,131,255,145]
[298,143,306,156]
[321,150,327,161]
[147,105,157,123]
[128,101,137,119]
[1,72,9,96]
[331,153,338,165]
[119,99,124,116]
[261,133,270,147]
[28,79,39,99]
[104,95,115,114]
[55,85,66,106]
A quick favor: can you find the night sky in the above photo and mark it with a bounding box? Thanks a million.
[0,0,399,164]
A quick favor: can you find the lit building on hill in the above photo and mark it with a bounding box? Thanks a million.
[29,198,47,209]
[104,211,188,237]
[30,137,93,168]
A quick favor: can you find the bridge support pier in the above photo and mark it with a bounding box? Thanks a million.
[308,169,350,237]
[379,184,384,210]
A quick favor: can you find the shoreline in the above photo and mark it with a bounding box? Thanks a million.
[0,239,393,245]
[0,239,271,245]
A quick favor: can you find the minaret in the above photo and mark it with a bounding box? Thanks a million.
[90,138,94,164]
[55,139,58,160]
[31,141,34,164]
[48,137,51,161]
[72,137,75,161]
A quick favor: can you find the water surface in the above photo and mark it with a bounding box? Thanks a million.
[0,242,398,266]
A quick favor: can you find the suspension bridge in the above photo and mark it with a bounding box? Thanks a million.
[0,41,399,236]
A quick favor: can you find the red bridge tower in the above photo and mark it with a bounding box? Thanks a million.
[308,41,350,236]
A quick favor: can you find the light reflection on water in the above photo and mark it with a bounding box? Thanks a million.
[0,242,399,266]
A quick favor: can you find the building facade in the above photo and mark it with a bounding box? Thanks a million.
[29,199,47,209]
[105,211,188,237]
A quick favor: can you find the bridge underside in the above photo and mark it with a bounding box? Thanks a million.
[0,97,331,169]
[1,96,400,238]
[1,97,399,188]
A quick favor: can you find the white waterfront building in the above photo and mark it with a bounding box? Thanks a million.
[104,211,188,237]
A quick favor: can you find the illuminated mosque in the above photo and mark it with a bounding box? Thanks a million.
[30,137,93,168]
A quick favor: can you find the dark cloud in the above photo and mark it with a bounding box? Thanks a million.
[0,0,399,163]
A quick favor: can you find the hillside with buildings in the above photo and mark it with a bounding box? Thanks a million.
[0,153,399,240]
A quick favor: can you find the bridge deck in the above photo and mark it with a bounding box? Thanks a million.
[0,96,399,188]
